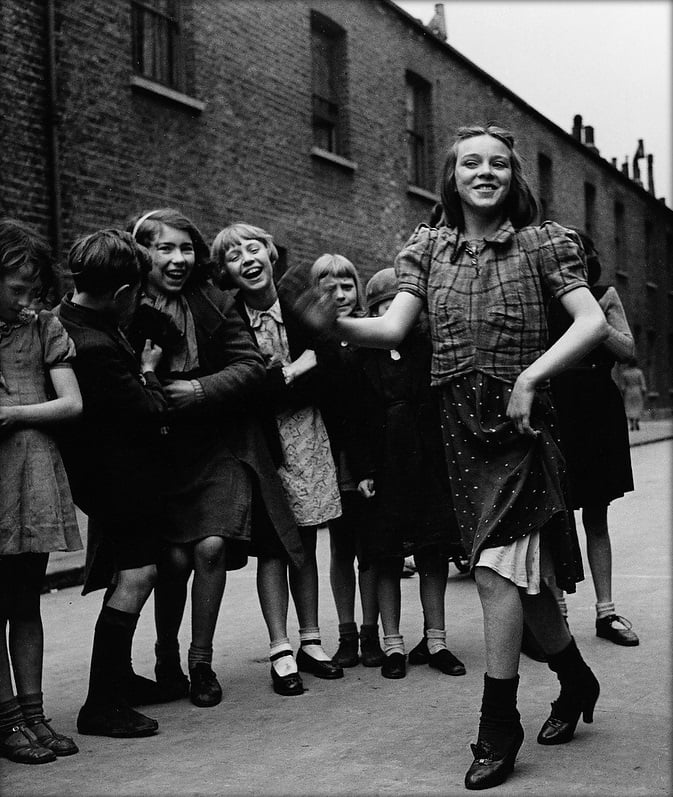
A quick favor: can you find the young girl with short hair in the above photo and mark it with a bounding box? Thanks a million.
[308,254,384,668]
[212,223,344,691]
[0,218,82,764]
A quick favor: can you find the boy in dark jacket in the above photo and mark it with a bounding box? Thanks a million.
[57,229,169,738]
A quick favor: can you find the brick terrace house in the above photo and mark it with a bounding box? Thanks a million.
[1,0,672,410]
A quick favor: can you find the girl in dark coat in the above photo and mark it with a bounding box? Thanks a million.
[347,268,465,680]
[129,209,301,707]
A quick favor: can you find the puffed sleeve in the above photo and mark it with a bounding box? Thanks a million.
[38,311,76,368]
[536,222,588,299]
[394,224,436,301]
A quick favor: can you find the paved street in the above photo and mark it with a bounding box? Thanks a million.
[3,437,671,796]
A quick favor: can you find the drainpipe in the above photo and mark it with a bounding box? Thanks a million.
[45,0,63,264]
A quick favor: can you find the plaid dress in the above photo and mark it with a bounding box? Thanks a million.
[395,220,587,592]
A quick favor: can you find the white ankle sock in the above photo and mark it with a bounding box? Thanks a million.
[426,628,447,655]
[270,638,296,676]
[596,601,616,620]
[299,627,330,661]
[383,634,405,656]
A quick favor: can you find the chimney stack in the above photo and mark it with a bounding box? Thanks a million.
[611,157,618,168]
[572,115,583,141]
[428,4,447,40]
[583,125,599,155]
[621,158,630,178]
[647,154,655,195]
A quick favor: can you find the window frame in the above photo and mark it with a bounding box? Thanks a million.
[310,11,348,158]
[405,72,433,191]
[131,0,186,94]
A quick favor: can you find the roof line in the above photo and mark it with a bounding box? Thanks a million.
[383,0,670,213]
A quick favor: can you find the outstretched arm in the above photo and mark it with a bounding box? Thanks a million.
[336,292,423,349]
[507,286,608,436]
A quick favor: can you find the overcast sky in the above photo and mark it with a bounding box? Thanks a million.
[394,0,672,206]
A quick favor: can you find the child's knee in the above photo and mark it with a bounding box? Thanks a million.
[195,537,226,571]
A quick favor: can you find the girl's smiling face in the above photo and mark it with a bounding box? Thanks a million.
[317,275,358,317]
[222,238,275,299]
[0,266,41,323]
[146,224,195,297]
[454,134,512,219]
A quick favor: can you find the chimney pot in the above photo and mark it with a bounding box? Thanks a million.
[428,3,447,40]
[572,115,583,140]
[647,153,655,195]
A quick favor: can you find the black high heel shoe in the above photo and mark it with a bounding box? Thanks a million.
[537,670,600,745]
[270,650,304,696]
[465,723,524,790]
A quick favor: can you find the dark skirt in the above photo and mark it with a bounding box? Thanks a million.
[551,367,634,508]
[438,371,583,593]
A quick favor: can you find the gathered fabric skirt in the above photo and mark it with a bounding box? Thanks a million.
[438,371,583,593]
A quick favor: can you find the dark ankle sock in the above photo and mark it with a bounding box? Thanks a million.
[338,622,358,639]
[188,644,213,670]
[546,637,594,719]
[85,605,139,707]
[478,674,521,747]
[17,691,44,725]
[359,623,379,639]
[0,697,25,736]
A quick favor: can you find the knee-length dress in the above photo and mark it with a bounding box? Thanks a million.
[0,311,81,555]
[548,285,634,508]
[395,221,587,593]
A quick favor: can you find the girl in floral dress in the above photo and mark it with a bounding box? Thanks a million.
[212,223,344,694]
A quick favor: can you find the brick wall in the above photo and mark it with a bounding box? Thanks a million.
[2,0,672,406]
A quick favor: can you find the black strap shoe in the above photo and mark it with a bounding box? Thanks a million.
[270,651,305,696]
[296,647,344,679]
[596,614,639,646]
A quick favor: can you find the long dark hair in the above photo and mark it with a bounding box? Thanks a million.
[439,123,539,230]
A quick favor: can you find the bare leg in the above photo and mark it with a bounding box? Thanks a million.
[0,617,13,702]
[377,558,403,638]
[154,543,193,649]
[289,526,319,630]
[191,536,227,650]
[357,562,380,627]
[256,556,289,643]
[582,503,612,605]
[107,565,157,615]
[8,554,49,698]
[415,550,448,630]
[328,527,356,625]
[474,566,522,678]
